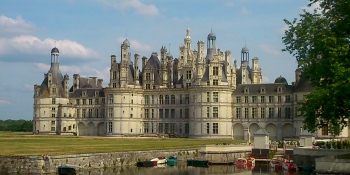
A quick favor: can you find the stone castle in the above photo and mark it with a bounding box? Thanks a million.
[33,28,349,140]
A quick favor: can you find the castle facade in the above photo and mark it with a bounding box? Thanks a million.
[33,28,349,140]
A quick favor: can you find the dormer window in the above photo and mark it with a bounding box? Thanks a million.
[277,87,283,93]
[95,91,99,97]
[82,91,86,97]
[260,87,265,94]
[244,88,249,94]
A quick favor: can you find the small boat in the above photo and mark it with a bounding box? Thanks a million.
[247,157,255,166]
[282,161,297,172]
[136,161,155,167]
[235,158,247,169]
[166,156,177,166]
[57,165,76,175]
[270,160,283,171]
[187,159,209,167]
[151,156,167,164]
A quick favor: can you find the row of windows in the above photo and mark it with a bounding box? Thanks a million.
[76,98,104,105]
[50,124,75,132]
[236,95,291,103]
[143,122,190,134]
[235,107,292,119]
[144,94,190,105]
[76,108,105,118]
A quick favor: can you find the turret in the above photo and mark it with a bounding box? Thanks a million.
[73,74,80,91]
[63,74,69,97]
[134,54,140,85]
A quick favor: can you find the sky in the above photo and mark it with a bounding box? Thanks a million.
[0,0,319,120]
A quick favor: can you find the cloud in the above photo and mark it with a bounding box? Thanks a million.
[0,100,11,105]
[279,25,289,36]
[117,38,151,53]
[241,7,252,15]
[301,1,321,13]
[0,35,100,62]
[99,0,159,17]
[262,76,270,83]
[226,1,234,8]
[258,44,281,56]
[0,15,37,36]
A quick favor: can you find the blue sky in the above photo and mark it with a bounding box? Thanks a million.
[0,0,318,120]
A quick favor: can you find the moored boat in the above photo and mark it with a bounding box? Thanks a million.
[270,160,283,171]
[136,161,155,167]
[151,156,167,164]
[235,158,247,169]
[187,159,209,167]
[247,157,255,166]
[282,161,297,172]
[166,156,177,166]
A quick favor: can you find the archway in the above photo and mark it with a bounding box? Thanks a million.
[78,122,86,136]
[233,123,244,140]
[282,123,294,139]
[97,122,105,136]
[87,122,95,136]
[249,123,260,141]
[266,123,277,140]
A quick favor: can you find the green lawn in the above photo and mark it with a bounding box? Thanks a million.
[0,132,245,156]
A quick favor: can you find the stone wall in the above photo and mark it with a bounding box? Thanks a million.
[0,148,250,174]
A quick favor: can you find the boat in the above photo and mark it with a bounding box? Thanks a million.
[136,161,155,167]
[151,156,167,164]
[166,156,177,166]
[235,158,247,169]
[270,160,283,171]
[57,165,76,175]
[247,157,255,166]
[282,161,297,172]
[297,165,315,171]
[187,159,209,167]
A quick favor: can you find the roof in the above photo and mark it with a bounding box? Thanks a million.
[38,63,65,97]
[300,130,314,136]
[207,32,216,40]
[233,83,294,95]
[241,46,249,53]
[69,88,105,98]
[51,47,59,53]
[254,128,269,136]
[274,76,288,84]
[293,76,313,93]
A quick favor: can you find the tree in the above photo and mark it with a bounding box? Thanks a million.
[282,0,350,134]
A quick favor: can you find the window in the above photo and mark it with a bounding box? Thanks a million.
[185,123,189,134]
[145,95,149,104]
[236,96,241,103]
[185,108,189,118]
[95,109,99,118]
[213,107,218,118]
[213,92,219,102]
[252,96,257,103]
[109,108,113,118]
[260,96,265,103]
[261,108,265,118]
[51,127,55,131]
[146,84,150,89]
[82,109,86,118]
[180,95,183,104]
[171,109,175,118]
[285,95,291,103]
[268,108,274,118]
[88,109,93,118]
[278,96,282,103]
[213,123,218,134]
[252,108,257,118]
[170,123,175,133]
[113,83,117,88]
[179,123,182,133]
[95,99,99,105]
[213,80,218,85]
[206,123,210,134]
[83,99,87,105]
[144,122,149,133]
[207,107,210,118]
[278,107,282,118]
[165,109,169,118]
[77,109,80,118]
[52,98,56,104]
[76,99,80,105]
[186,71,192,79]
[159,109,163,118]
[146,73,151,81]
[145,109,149,118]
[236,108,241,118]
[51,121,55,125]
[108,122,112,133]
[165,95,169,104]
[244,96,249,103]
[207,92,210,102]
[180,109,183,118]
[52,107,56,111]
[213,67,219,76]
[185,94,189,104]
[101,109,105,118]
[112,71,117,80]
[285,107,291,118]
[89,99,93,105]
[269,96,274,103]
[322,124,328,135]
[159,95,163,104]
[244,108,249,118]
[171,95,175,104]
[109,94,113,103]
[152,95,154,104]
[159,123,164,133]
[164,123,169,134]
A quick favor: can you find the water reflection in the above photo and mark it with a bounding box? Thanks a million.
[49,161,308,175]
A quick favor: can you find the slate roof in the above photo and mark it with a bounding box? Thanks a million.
[254,128,269,136]
[69,88,105,98]
[38,63,65,97]
[141,53,162,85]
[233,83,294,95]
[294,77,313,92]
[300,130,314,136]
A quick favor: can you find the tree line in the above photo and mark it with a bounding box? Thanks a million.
[0,120,33,132]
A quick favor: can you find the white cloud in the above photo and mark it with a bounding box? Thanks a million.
[226,1,234,8]
[99,0,159,17]
[262,76,270,83]
[0,35,99,60]
[241,7,252,15]
[0,15,37,36]
[0,100,11,105]
[117,38,151,53]
[301,1,321,13]
[258,44,281,56]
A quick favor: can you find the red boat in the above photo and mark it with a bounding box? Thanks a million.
[235,158,247,169]
[270,160,283,171]
[246,157,255,166]
[282,161,297,172]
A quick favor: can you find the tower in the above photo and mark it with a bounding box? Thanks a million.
[134,54,140,85]
[206,30,216,62]
[240,46,251,84]
[120,39,130,87]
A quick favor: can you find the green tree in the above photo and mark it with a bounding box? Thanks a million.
[282,0,350,133]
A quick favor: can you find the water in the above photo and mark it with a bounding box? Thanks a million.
[68,162,311,175]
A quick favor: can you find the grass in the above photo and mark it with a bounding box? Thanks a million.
[0,132,246,156]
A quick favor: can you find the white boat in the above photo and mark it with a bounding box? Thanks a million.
[150,156,167,164]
